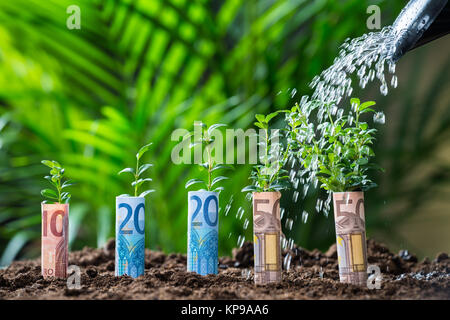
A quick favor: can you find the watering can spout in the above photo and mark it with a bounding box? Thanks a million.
[391,0,449,62]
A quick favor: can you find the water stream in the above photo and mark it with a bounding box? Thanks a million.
[285,25,400,219]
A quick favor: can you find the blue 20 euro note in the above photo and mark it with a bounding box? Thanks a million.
[187,191,219,275]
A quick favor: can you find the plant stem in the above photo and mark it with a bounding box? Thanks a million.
[207,144,212,191]
[355,107,360,127]
[268,135,290,187]
[57,177,62,203]
[326,106,334,126]
[134,157,139,197]
[264,128,269,190]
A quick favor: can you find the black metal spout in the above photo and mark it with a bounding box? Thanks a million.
[392,0,449,62]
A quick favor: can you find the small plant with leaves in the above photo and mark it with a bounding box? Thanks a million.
[242,112,291,193]
[41,160,74,204]
[184,122,233,192]
[118,143,155,197]
[286,97,385,192]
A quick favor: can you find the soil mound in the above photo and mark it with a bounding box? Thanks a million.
[0,239,448,299]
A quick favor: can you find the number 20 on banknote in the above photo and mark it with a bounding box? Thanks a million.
[115,196,145,278]
[187,191,219,276]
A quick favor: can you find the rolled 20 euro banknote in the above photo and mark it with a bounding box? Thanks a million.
[115,196,145,278]
[187,191,219,275]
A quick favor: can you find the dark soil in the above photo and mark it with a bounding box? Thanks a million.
[0,239,448,300]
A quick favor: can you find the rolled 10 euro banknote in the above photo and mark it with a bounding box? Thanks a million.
[41,202,69,278]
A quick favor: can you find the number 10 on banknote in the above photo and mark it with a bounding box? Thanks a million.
[187,191,219,275]
[41,203,69,278]
[115,196,145,278]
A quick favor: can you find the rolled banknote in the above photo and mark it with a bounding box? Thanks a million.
[115,196,145,278]
[333,192,368,286]
[41,203,69,278]
[253,192,282,284]
[187,191,219,275]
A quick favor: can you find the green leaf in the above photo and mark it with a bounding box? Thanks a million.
[131,178,152,188]
[211,164,234,172]
[269,184,288,191]
[254,122,266,129]
[327,153,335,163]
[211,176,229,187]
[255,114,266,123]
[61,196,71,204]
[118,167,135,175]
[0,231,33,266]
[350,97,360,107]
[41,160,55,168]
[265,111,280,123]
[319,167,332,176]
[136,143,153,160]
[52,160,62,168]
[185,179,205,189]
[41,189,58,199]
[356,158,368,165]
[360,108,375,114]
[138,164,153,176]
[241,185,257,193]
[139,190,155,197]
[60,192,70,200]
[44,176,57,187]
[359,101,376,112]
[61,180,75,189]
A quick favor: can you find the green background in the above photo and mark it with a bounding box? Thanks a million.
[0,0,449,266]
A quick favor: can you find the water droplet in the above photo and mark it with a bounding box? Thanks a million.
[373,111,385,124]
[319,267,324,279]
[391,75,398,88]
[290,88,298,98]
[283,253,292,271]
[292,191,299,203]
[302,210,309,224]
[237,235,245,248]
[380,83,388,96]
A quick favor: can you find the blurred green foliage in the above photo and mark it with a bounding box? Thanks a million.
[0,0,448,265]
